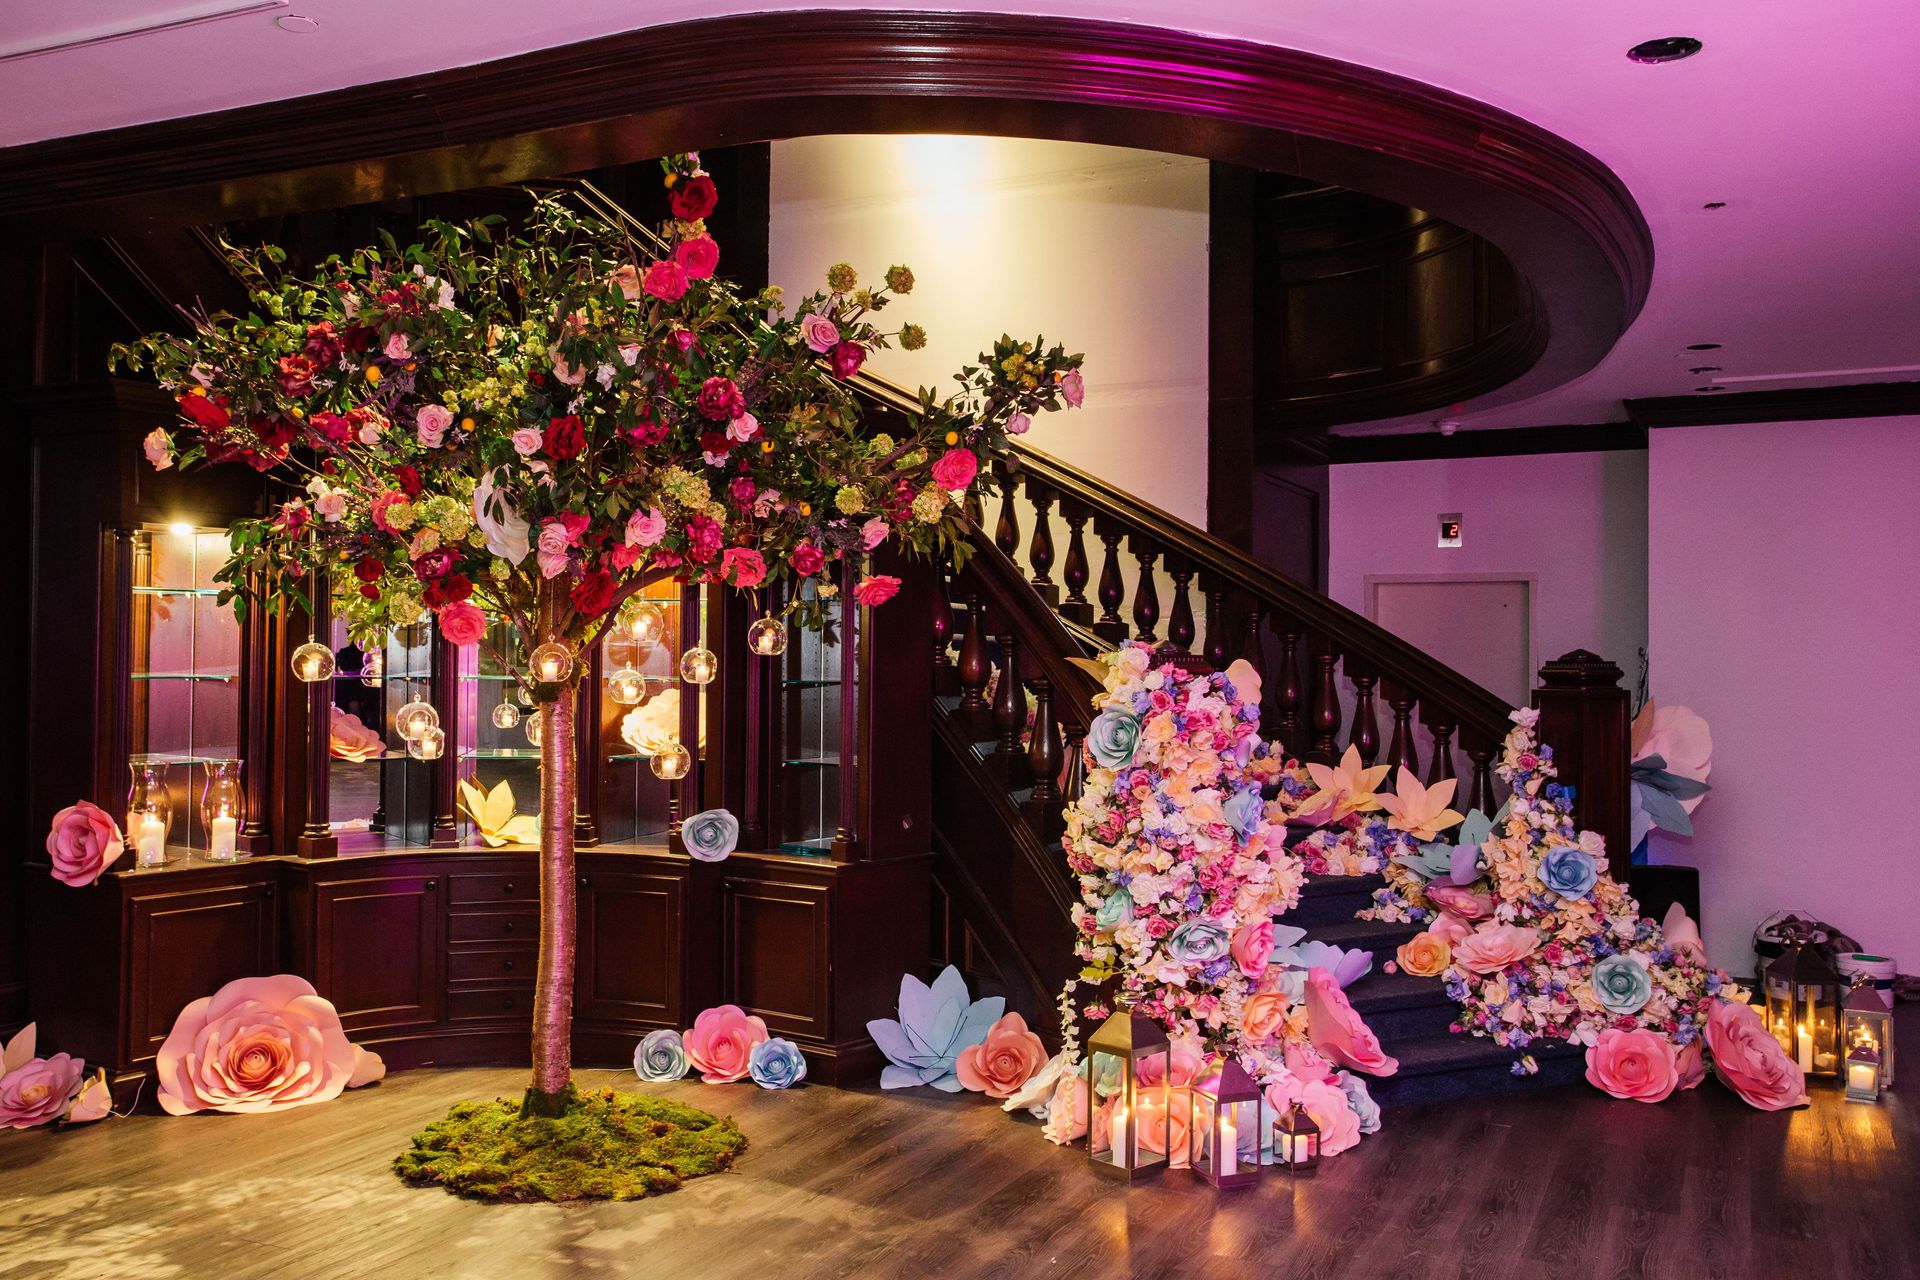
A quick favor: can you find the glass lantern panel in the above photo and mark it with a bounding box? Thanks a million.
[600,577,687,845]
[1214,1097,1259,1177]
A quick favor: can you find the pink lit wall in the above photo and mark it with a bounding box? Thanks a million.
[1647,417,1920,975]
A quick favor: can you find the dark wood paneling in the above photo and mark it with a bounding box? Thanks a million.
[722,872,831,1041]
[1329,420,1646,462]
[125,877,277,1063]
[1207,163,1259,549]
[574,868,683,1028]
[1252,457,1330,594]
[308,871,444,1034]
[1628,380,1920,429]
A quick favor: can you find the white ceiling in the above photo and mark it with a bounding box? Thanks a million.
[2,0,1917,432]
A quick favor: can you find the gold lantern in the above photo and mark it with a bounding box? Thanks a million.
[1190,1058,1262,1190]
[1274,1101,1320,1174]
[1764,946,1843,1077]
[1085,1010,1170,1182]
[1843,978,1894,1089]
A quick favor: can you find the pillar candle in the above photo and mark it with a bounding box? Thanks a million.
[1797,1025,1814,1074]
[1218,1112,1238,1176]
[134,813,167,867]
[209,814,238,861]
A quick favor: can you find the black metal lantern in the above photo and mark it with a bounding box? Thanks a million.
[1085,1010,1170,1182]
[1190,1058,1262,1191]
[1764,945,1843,1078]
[1273,1101,1320,1174]
[1843,978,1895,1089]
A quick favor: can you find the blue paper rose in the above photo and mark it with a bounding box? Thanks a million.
[1540,846,1598,899]
[633,1028,690,1082]
[1224,787,1264,838]
[1094,887,1133,929]
[1591,953,1653,1015]
[749,1037,808,1089]
[1335,1070,1382,1134]
[681,807,739,863]
[1166,920,1230,966]
[1086,708,1143,769]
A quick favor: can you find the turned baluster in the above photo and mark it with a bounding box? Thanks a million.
[1309,648,1342,761]
[992,631,1029,781]
[957,590,991,734]
[1426,718,1458,786]
[931,565,956,695]
[1463,735,1498,814]
[1382,678,1421,784]
[1026,677,1062,813]
[1093,516,1129,643]
[1164,555,1196,654]
[1130,535,1161,642]
[1026,480,1058,604]
[994,465,1022,561]
[1058,496,1093,625]
[1273,619,1304,752]
[1061,724,1087,805]
[1201,577,1230,670]
[1348,663,1380,766]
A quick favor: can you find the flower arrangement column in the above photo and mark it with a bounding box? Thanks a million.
[528,678,578,1115]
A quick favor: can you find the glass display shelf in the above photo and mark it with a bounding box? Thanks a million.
[130,585,224,598]
[462,748,540,760]
[780,755,841,768]
[781,678,841,689]
[777,836,836,857]
[131,672,238,683]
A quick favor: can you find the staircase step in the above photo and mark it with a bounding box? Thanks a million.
[1298,917,1422,965]
[1343,969,1460,1041]
[1290,873,1384,928]
[1367,1037,1585,1109]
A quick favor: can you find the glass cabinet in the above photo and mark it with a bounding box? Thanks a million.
[325,621,435,848]
[455,621,541,845]
[599,578,694,844]
[772,582,846,856]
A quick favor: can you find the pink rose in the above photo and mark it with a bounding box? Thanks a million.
[789,543,825,576]
[1428,910,1473,945]
[1424,883,1496,921]
[512,427,543,457]
[46,800,123,887]
[1230,919,1273,979]
[1584,1028,1680,1103]
[1135,1085,1194,1168]
[720,546,767,589]
[1452,924,1541,974]
[1675,1041,1706,1091]
[1705,998,1808,1112]
[726,412,760,444]
[383,331,411,360]
[0,1052,85,1129]
[550,348,587,387]
[674,235,720,280]
[955,1012,1049,1098]
[437,602,487,647]
[155,974,368,1114]
[610,263,642,301]
[1303,967,1398,1076]
[143,427,174,470]
[1005,411,1030,436]
[643,259,688,302]
[1058,368,1085,408]
[1264,1075,1362,1157]
[1041,1069,1090,1144]
[930,448,979,492]
[800,313,840,353]
[536,520,573,580]
[860,518,889,551]
[627,507,667,547]
[315,491,347,523]
[415,403,452,448]
[682,1004,770,1083]
[853,575,901,607]
[1134,1039,1206,1089]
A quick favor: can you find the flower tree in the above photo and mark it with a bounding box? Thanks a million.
[115,154,1083,1115]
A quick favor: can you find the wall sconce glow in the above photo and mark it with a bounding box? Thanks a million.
[747,615,789,657]
[679,646,718,685]
[650,741,692,780]
[394,700,439,741]
[528,642,575,684]
[291,641,334,682]
[167,521,197,536]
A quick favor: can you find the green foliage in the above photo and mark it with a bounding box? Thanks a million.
[392,1087,747,1202]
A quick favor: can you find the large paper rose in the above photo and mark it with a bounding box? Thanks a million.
[1094,887,1132,930]
[680,808,739,863]
[1002,1050,1070,1118]
[1424,883,1496,921]
[1166,920,1230,967]
[1230,919,1273,978]
[633,1029,690,1082]
[45,799,123,887]
[0,1049,85,1129]
[1453,924,1542,975]
[472,468,530,564]
[1135,1086,1194,1168]
[328,706,386,762]
[1303,968,1398,1076]
[1265,1076,1362,1158]
[1395,931,1452,978]
[1540,846,1598,899]
[1585,1028,1679,1102]
[1086,708,1142,768]
[155,974,365,1115]
[682,1004,769,1083]
[1334,1071,1381,1134]
[1675,1040,1707,1091]
[1591,954,1653,1016]
[1241,989,1291,1044]
[749,1037,808,1090]
[1706,999,1808,1111]
[955,1012,1048,1098]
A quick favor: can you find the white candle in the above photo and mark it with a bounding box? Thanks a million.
[134,813,166,867]
[1110,1101,1129,1166]
[1218,1113,1238,1176]
[1849,1062,1878,1096]
[1797,1026,1813,1074]
[209,814,238,861]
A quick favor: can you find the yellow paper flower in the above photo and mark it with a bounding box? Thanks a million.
[1300,745,1391,823]
[456,777,540,848]
[1378,773,1466,842]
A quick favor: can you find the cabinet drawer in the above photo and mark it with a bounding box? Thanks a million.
[448,946,536,984]
[447,872,537,906]
[447,987,533,1022]
[448,909,537,942]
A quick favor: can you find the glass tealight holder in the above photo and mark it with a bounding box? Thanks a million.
[650,741,692,780]
[199,759,246,862]
[679,646,718,685]
[528,642,575,684]
[627,603,666,646]
[127,758,175,868]
[525,710,544,748]
[292,641,335,683]
[606,667,647,706]
[491,702,522,730]
[407,725,446,761]
[747,615,788,657]
[394,700,440,741]
[360,649,384,686]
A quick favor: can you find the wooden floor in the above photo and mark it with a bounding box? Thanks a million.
[2,1031,1915,1280]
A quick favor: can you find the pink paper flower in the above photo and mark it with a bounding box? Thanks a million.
[1675,1041,1706,1091]
[1706,998,1808,1111]
[1230,919,1273,979]
[1424,883,1496,921]
[853,575,901,607]
[1265,1075,1362,1157]
[1303,967,1398,1076]
[46,800,123,887]
[682,1004,770,1083]
[1585,1028,1679,1103]
[328,706,387,762]
[1452,923,1542,974]
[437,602,487,647]
[1135,1085,1194,1168]
[0,1052,85,1129]
[1428,910,1473,946]
[954,1012,1049,1098]
[155,974,365,1115]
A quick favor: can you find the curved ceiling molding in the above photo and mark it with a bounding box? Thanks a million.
[0,11,1652,413]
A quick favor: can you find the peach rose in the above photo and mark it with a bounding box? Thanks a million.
[1396,931,1452,978]
[46,799,123,887]
[1453,924,1542,975]
[1041,1069,1090,1144]
[0,1052,85,1129]
[1706,998,1808,1112]
[1584,1028,1680,1103]
[156,974,368,1115]
[328,706,386,762]
[1242,990,1291,1044]
[683,1004,770,1083]
[956,1012,1049,1098]
[1135,1085,1193,1168]
[1304,968,1397,1076]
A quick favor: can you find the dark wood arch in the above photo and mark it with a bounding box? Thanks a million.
[0,10,1650,413]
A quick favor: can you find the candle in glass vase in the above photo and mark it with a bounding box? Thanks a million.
[209,813,238,861]
[134,812,167,867]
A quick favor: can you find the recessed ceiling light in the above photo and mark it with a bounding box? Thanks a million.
[1628,37,1703,64]
[275,14,318,33]
[1685,343,1722,351]
[1688,366,1722,375]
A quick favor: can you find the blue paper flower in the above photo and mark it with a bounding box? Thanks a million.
[1400,807,1496,885]
[1274,939,1372,989]
[1591,954,1653,1016]
[1335,1071,1381,1134]
[1540,846,1598,899]
[1094,887,1133,929]
[1629,753,1712,847]
[682,808,740,862]
[1166,920,1231,966]
[1086,708,1142,769]
[749,1037,808,1089]
[1224,787,1264,838]
[633,1028,690,1082]
[866,965,1005,1091]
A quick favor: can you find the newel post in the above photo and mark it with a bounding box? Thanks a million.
[1531,650,1631,881]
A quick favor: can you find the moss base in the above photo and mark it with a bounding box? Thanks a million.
[393,1087,747,1202]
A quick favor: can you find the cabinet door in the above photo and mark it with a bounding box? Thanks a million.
[722,875,830,1041]
[310,873,444,1034]
[126,878,277,1065]
[574,869,683,1030]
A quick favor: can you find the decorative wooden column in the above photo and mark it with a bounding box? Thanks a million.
[1532,649,1631,880]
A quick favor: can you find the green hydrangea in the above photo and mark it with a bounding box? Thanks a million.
[826,262,857,292]
[834,486,866,515]
[912,486,947,524]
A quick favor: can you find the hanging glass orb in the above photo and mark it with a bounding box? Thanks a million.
[627,602,666,646]
[360,649,385,686]
[606,667,647,706]
[679,646,718,685]
[650,741,692,780]
[515,684,536,707]
[394,700,439,741]
[747,615,788,657]
[525,710,544,748]
[528,642,575,684]
[406,725,446,761]
[490,702,522,730]
[291,641,335,683]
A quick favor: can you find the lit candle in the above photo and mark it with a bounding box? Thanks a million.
[1110,1100,1130,1167]
[1849,1061,1878,1096]
[134,813,166,867]
[1797,1025,1813,1074]
[209,813,238,861]
[1218,1112,1238,1176]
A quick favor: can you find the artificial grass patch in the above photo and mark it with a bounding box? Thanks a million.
[393,1086,747,1202]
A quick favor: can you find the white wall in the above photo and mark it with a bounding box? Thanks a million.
[1647,417,1920,973]
[769,135,1210,524]
[1326,450,1650,699]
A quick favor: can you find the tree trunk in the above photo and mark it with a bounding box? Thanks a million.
[523,692,578,1116]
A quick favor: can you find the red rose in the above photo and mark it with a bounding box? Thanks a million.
[789,543,825,577]
[570,569,617,618]
[700,432,731,461]
[544,415,585,460]
[671,174,718,220]
[684,514,722,563]
[412,549,456,580]
[177,393,230,430]
[854,574,902,607]
[359,583,380,600]
[353,557,384,583]
[303,322,343,366]
[422,574,473,609]
[555,510,591,545]
[342,324,376,352]
[830,340,866,379]
[277,354,316,395]
[626,414,667,447]
[674,235,720,281]
[695,376,745,421]
[308,411,351,446]
[393,464,423,498]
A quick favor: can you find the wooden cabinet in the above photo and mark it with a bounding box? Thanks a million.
[575,864,684,1031]
[304,868,444,1036]
[722,870,831,1041]
[123,874,278,1065]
